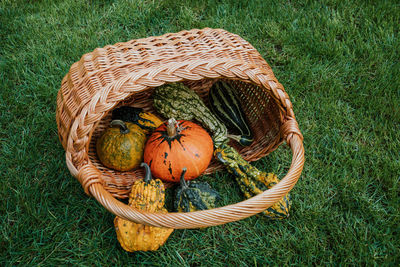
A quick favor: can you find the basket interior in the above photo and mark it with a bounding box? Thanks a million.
[88,78,282,199]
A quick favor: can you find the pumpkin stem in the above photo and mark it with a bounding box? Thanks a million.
[140,162,152,183]
[166,118,178,137]
[110,120,130,134]
[180,167,188,188]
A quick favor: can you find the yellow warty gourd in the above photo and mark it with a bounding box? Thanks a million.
[114,163,173,252]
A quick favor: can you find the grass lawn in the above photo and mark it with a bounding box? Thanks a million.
[1,0,399,265]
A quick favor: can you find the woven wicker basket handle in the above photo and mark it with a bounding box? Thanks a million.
[67,118,304,229]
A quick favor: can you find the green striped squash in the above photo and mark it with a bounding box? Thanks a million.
[209,81,254,146]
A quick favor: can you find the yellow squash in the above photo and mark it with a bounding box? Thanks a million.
[114,163,173,252]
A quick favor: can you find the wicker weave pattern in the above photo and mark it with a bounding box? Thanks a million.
[56,28,304,228]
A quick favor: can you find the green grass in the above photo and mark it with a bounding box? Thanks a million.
[1,0,399,265]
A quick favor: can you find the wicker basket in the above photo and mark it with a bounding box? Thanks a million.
[56,28,304,229]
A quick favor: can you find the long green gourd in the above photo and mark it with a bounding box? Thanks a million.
[215,145,291,219]
[153,82,291,219]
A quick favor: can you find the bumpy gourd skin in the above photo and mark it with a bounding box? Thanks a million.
[174,168,221,212]
[215,145,291,219]
[154,83,228,147]
[114,163,173,252]
[153,83,291,219]
[114,216,173,252]
[128,178,166,212]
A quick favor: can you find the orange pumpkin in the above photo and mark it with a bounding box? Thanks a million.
[143,118,213,182]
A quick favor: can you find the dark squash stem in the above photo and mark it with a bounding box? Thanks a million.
[110,120,130,134]
[180,168,188,189]
[140,162,152,183]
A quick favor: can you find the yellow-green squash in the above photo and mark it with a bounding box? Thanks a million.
[96,120,147,171]
[112,106,164,134]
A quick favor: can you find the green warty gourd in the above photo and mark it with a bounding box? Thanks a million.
[174,168,221,212]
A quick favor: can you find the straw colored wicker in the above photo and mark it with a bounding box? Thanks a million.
[56,28,304,229]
